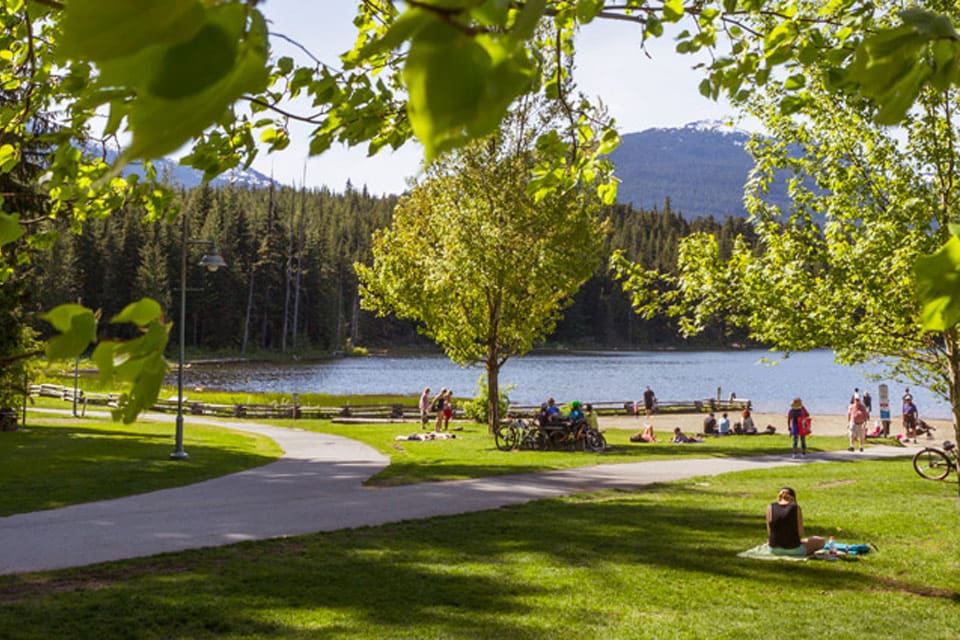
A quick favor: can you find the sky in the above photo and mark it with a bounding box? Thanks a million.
[255,2,739,195]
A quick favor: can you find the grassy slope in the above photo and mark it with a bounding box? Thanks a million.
[0,459,955,639]
[0,417,282,516]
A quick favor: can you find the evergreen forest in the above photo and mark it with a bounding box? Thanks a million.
[24,185,756,356]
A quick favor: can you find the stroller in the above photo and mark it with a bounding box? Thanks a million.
[915,419,936,439]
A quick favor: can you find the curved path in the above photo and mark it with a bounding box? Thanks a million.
[0,416,912,575]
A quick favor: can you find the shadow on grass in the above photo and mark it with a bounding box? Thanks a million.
[0,476,954,638]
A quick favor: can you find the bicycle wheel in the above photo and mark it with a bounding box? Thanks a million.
[494,424,518,451]
[913,448,952,480]
[584,430,607,453]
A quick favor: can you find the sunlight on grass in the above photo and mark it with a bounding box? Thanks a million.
[0,460,954,639]
[0,418,281,516]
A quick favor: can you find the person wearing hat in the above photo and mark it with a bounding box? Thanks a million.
[567,401,585,422]
[902,394,919,442]
[767,487,826,556]
[787,398,810,458]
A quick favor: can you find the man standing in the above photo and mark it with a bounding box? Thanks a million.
[419,387,431,430]
[847,396,868,452]
[902,394,919,443]
[862,390,872,417]
[643,385,657,417]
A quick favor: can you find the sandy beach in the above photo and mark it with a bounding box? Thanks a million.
[599,411,954,440]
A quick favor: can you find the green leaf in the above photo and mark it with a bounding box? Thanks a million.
[147,22,238,99]
[899,7,959,40]
[576,0,604,24]
[42,305,98,360]
[598,181,618,206]
[403,22,492,161]
[0,212,25,247]
[60,0,205,62]
[916,236,960,331]
[511,0,546,42]
[663,0,685,22]
[112,298,164,327]
[115,6,269,165]
[0,143,18,173]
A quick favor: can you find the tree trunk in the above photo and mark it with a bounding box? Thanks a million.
[291,183,306,351]
[241,269,255,355]
[486,347,500,434]
[944,328,960,500]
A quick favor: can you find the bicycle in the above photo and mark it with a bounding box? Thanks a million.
[539,418,607,453]
[494,415,544,451]
[912,441,957,481]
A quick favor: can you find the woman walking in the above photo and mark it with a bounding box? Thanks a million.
[787,398,809,458]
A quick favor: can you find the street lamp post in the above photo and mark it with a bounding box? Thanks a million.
[172,213,227,460]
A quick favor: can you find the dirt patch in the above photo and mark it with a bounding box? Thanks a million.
[813,479,857,489]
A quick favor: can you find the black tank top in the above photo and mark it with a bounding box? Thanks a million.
[769,502,801,548]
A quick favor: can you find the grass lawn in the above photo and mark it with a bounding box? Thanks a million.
[0,459,955,639]
[267,419,862,486]
[0,417,282,516]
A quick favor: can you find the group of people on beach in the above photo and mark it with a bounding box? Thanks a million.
[418,387,454,431]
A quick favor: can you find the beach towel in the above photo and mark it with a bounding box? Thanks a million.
[737,544,808,561]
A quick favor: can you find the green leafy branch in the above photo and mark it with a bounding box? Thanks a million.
[41,298,171,423]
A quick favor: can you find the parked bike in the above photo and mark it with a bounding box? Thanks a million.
[538,418,606,453]
[913,440,957,481]
[494,416,544,451]
[494,415,605,452]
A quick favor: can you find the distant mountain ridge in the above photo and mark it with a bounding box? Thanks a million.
[123,157,278,190]
[609,121,791,218]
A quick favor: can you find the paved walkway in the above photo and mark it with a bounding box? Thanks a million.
[0,416,914,575]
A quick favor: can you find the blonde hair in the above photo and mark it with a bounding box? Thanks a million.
[777,487,797,503]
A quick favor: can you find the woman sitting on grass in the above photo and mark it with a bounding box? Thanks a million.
[766,487,826,556]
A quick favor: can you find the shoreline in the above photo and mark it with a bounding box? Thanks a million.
[600,412,954,439]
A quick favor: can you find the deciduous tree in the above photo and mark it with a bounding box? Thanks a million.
[356,102,609,431]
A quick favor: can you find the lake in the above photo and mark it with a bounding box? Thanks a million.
[184,349,951,419]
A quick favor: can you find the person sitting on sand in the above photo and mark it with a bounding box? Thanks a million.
[767,487,826,556]
[630,424,656,443]
[703,412,718,435]
[718,412,732,436]
[741,409,758,434]
[673,427,703,443]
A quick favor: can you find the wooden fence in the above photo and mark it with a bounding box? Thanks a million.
[28,384,750,422]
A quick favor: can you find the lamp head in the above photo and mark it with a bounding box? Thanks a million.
[198,247,227,272]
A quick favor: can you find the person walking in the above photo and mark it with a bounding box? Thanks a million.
[440,389,454,431]
[862,390,872,417]
[642,385,657,417]
[787,398,809,458]
[847,396,868,452]
[418,387,431,430]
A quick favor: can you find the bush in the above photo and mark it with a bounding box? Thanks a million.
[463,374,512,424]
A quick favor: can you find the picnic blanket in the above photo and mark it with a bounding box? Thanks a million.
[737,544,808,561]
[739,543,873,561]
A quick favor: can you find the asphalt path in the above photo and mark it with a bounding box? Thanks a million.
[0,415,914,575]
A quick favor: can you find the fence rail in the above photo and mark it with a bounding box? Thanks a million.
[28,384,750,422]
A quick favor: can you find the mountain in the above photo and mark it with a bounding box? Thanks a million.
[123,157,278,190]
[609,121,792,218]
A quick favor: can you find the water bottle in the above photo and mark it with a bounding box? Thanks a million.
[827,536,836,555]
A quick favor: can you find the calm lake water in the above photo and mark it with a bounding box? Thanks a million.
[185,350,951,419]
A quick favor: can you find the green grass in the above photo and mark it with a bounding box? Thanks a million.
[0,417,282,516]
[0,459,955,639]
[266,419,860,486]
